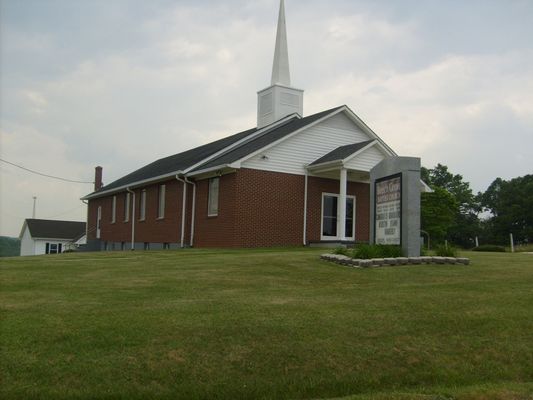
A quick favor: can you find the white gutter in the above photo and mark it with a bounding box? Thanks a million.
[82,171,184,201]
[187,164,233,178]
[126,188,136,250]
[303,168,308,246]
[184,176,196,247]
[175,175,187,248]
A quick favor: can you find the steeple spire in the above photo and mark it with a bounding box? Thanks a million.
[257,0,303,128]
[271,0,291,86]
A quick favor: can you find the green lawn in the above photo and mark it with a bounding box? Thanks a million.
[1,249,532,400]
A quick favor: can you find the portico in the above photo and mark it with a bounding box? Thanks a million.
[305,140,386,243]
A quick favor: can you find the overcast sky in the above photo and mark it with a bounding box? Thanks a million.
[1,0,532,237]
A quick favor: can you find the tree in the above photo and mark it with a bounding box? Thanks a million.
[480,175,533,244]
[421,187,458,245]
[421,164,481,247]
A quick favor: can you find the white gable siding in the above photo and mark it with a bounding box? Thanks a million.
[344,146,385,171]
[242,112,372,175]
[20,226,35,256]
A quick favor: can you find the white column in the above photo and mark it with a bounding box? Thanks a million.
[339,168,347,240]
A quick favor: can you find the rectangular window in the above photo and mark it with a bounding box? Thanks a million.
[111,196,116,223]
[158,185,166,219]
[139,189,146,220]
[96,206,102,239]
[49,243,58,254]
[208,177,219,216]
[124,193,130,222]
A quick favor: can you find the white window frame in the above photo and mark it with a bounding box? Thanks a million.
[157,184,166,219]
[320,192,356,240]
[208,177,219,217]
[111,196,116,223]
[124,192,130,222]
[139,189,146,221]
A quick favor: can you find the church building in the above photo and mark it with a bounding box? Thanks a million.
[83,0,417,250]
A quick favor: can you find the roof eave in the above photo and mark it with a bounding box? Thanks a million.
[340,106,397,156]
[18,220,28,240]
[188,164,237,178]
[307,160,344,171]
[81,170,186,200]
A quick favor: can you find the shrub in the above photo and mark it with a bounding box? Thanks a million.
[435,244,458,257]
[333,246,350,256]
[472,245,506,252]
[352,244,403,259]
[378,245,403,258]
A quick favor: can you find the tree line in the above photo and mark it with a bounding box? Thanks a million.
[421,164,532,248]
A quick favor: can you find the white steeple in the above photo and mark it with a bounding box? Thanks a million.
[257,0,304,128]
[271,0,291,86]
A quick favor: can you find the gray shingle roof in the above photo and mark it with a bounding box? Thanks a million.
[99,127,258,192]
[25,219,86,240]
[309,140,375,166]
[87,106,344,197]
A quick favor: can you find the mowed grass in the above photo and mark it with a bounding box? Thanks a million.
[1,249,532,400]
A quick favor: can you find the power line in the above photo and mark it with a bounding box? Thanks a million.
[0,158,94,184]
[43,204,86,219]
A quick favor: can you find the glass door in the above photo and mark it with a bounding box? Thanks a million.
[321,194,355,240]
[322,195,338,238]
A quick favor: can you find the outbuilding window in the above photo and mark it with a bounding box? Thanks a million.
[46,243,62,254]
[208,177,219,216]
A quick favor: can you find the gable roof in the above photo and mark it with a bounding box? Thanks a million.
[309,140,375,166]
[83,106,344,199]
[191,106,344,172]
[22,219,86,240]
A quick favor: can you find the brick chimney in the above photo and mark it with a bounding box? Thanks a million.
[94,166,103,191]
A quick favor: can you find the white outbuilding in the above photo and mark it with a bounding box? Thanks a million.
[19,219,87,256]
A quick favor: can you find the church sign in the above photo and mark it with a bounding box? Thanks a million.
[374,173,402,245]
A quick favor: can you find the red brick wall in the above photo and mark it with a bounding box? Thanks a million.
[235,168,305,247]
[88,179,183,244]
[87,169,371,248]
[194,173,238,247]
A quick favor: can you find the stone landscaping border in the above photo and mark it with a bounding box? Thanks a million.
[321,254,470,268]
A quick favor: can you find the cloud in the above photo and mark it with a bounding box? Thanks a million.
[1,0,532,236]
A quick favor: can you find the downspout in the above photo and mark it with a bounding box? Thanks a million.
[303,167,308,246]
[127,188,136,250]
[175,175,187,248]
[184,176,196,247]
[82,200,89,239]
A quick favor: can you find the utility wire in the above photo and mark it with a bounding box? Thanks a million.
[0,158,94,184]
[43,204,86,219]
